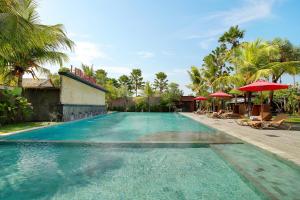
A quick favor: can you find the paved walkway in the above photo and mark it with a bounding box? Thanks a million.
[180,112,300,166]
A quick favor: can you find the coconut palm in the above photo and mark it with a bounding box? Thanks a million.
[0,0,74,87]
[187,66,209,95]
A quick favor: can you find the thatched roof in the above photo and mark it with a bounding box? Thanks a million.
[22,78,54,88]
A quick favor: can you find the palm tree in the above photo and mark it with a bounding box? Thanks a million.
[213,39,273,114]
[187,66,208,95]
[0,0,74,87]
[219,25,245,49]
[130,68,144,97]
[254,38,300,105]
[153,72,168,94]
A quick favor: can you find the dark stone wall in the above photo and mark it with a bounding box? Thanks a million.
[61,104,106,121]
[23,88,60,121]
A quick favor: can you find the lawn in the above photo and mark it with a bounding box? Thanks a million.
[0,122,57,134]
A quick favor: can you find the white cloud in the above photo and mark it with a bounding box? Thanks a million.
[136,51,155,59]
[184,0,276,48]
[208,0,274,26]
[71,41,110,64]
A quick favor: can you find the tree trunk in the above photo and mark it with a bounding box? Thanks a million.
[17,73,24,88]
[247,92,252,116]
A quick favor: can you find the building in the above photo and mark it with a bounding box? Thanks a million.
[176,96,196,112]
[23,69,107,122]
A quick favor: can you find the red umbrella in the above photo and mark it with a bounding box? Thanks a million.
[209,91,232,98]
[239,80,289,92]
[194,96,208,111]
[209,91,232,111]
[238,80,289,121]
[194,96,208,101]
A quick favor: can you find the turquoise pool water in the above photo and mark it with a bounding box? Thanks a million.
[2,112,216,141]
[0,143,263,200]
[1,112,300,199]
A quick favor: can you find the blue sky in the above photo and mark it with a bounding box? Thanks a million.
[37,0,300,94]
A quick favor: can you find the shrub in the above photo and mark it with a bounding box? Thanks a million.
[0,89,33,125]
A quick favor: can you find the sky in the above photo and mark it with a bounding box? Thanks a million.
[36,0,300,94]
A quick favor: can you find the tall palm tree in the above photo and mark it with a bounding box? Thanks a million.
[153,72,168,94]
[130,68,144,97]
[0,0,74,87]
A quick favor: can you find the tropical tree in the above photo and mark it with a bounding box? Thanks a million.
[153,72,168,94]
[219,25,245,49]
[95,69,107,86]
[253,38,300,105]
[0,0,74,87]
[130,68,144,96]
[187,66,209,95]
[143,82,154,112]
[161,82,183,112]
[81,64,94,77]
[118,75,133,93]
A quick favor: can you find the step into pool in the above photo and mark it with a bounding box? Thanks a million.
[0,112,299,199]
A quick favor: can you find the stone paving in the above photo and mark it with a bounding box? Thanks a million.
[180,112,300,166]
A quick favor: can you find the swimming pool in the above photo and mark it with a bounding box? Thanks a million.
[0,112,299,199]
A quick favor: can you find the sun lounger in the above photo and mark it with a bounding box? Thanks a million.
[262,114,291,129]
[208,109,225,118]
[248,114,290,129]
[220,112,244,119]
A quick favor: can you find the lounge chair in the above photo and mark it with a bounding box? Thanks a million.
[236,112,272,128]
[248,113,289,129]
[194,108,206,115]
[220,112,244,119]
[208,109,225,118]
[262,114,290,129]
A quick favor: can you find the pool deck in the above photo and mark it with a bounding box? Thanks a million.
[180,112,300,166]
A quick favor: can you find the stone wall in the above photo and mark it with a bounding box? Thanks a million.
[60,104,106,121]
[23,88,60,121]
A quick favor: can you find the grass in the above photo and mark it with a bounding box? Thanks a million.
[0,122,57,134]
[286,117,300,123]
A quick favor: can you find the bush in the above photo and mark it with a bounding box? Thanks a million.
[0,89,33,125]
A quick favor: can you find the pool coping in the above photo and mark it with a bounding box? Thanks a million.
[0,112,117,137]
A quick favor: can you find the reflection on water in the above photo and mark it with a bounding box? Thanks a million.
[138,131,242,144]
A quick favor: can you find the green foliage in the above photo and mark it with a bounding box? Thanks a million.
[119,75,133,94]
[95,69,107,86]
[219,25,245,49]
[273,87,299,114]
[130,68,144,96]
[143,82,154,112]
[49,73,60,87]
[161,83,183,112]
[58,67,70,73]
[0,89,33,125]
[153,72,168,94]
[81,64,94,77]
[0,0,74,87]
